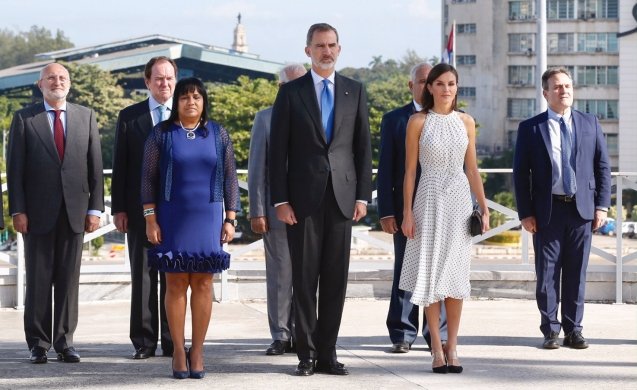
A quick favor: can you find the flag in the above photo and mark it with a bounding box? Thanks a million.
[442,21,455,67]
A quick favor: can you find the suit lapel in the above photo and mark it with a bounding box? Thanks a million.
[297,73,325,143]
[136,100,154,137]
[32,105,61,164]
[538,111,552,157]
[332,73,351,143]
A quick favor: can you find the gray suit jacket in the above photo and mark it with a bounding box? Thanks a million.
[247,107,285,230]
[7,102,104,234]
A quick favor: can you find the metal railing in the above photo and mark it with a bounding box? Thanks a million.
[3,169,636,308]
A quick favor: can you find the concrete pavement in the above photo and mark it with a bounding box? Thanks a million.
[0,298,636,389]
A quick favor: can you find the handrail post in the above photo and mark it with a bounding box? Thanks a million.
[16,233,25,310]
[615,176,623,304]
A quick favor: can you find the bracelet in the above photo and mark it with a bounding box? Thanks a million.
[143,208,155,217]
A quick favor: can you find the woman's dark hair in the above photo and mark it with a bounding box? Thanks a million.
[162,77,209,137]
[421,63,459,113]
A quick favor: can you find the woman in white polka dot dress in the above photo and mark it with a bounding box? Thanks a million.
[399,63,489,374]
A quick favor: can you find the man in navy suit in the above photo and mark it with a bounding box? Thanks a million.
[513,67,611,349]
[112,56,177,359]
[377,62,447,353]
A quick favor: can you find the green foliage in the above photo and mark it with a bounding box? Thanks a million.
[480,150,514,198]
[484,231,520,244]
[0,26,73,69]
[90,236,104,255]
[490,191,516,227]
[63,62,134,169]
[207,76,279,168]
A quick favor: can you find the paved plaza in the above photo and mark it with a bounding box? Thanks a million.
[0,298,635,389]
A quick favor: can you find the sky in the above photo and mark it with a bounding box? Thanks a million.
[2,0,443,69]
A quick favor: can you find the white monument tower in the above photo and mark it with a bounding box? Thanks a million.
[232,13,249,53]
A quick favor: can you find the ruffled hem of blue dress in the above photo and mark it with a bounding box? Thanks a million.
[148,250,230,273]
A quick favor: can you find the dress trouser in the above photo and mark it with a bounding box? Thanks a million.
[287,179,351,363]
[264,227,294,342]
[24,206,83,352]
[386,231,448,348]
[128,222,172,353]
[534,198,591,336]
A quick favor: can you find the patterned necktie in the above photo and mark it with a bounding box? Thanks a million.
[53,110,65,161]
[560,117,577,196]
[157,105,168,123]
[321,79,334,143]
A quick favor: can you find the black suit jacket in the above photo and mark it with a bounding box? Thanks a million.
[376,102,420,225]
[7,102,104,234]
[111,99,154,226]
[269,72,372,219]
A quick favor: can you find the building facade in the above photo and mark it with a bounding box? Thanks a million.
[443,0,625,169]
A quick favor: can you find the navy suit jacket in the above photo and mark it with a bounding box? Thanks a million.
[376,102,419,225]
[513,109,611,227]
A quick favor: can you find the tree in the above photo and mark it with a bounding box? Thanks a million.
[63,62,136,169]
[0,26,73,70]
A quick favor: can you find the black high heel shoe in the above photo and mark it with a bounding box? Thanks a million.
[446,350,463,374]
[172,348,189,379]
[188,347,205,379]
[431,350,448,374]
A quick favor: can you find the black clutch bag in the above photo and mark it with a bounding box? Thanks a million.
[470,205,483,237]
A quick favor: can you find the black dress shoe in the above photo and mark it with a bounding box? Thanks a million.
[295,359,315,376]
[266,340,292,355]
[133,347,156,359]
[57,347,80,363]
[390,341,410,353]
[30,346,48,364]
[314,360,349,375]
[564,331,589,349]
[542,332,560,349]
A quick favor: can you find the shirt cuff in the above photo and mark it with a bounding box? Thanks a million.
[596,207,608,212]
[379,215,394,220]
[87,210,102,217]
[274,202,289,207]
[356,200,368,205]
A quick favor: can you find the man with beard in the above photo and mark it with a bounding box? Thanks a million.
[269,23,372,376]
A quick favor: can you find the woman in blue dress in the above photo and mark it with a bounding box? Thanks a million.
[141,77,240,379]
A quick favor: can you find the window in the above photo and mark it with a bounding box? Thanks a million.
[457,23,477,34]
[509,33,535,52]
[548,33,575,52]
[458,87,476,98]
[452,0,476,3]
[576,33,618,53]
[509,1,534,20]
[508,130,518,148]
[604,133,618,156]
[507,99,536,118]
[457,55,477,65]
[509,66,534,85]
[577,0,618,19]
[548,0,576,19]
[573,66,618,85]
[575,99,619,119]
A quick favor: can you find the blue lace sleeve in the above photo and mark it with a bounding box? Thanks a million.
[141,126,161,205]
[219,126,241,211]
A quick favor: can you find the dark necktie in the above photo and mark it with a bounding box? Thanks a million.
[321,79,334,143]
[560,117,576,196]
[53,110,65,161]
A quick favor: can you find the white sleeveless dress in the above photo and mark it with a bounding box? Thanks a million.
[399,110,472,306]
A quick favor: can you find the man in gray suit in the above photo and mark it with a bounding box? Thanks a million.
[7,62,104,364]
[248,63,306,356]
[270,23,372,376]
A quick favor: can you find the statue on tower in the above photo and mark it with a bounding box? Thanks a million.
[232,12,249,53]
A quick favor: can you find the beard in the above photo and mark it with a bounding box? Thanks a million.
[313,57,336,71]
[45,89,69,102]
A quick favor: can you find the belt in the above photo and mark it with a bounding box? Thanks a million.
[553,194,575,203]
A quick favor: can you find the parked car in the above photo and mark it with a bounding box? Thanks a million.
[597,218,616,236]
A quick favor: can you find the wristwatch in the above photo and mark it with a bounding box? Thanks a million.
[224,218,238,227]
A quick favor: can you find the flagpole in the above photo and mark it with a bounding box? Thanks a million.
[452,20,456,68]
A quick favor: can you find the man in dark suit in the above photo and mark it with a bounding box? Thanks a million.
[248,63,307,356]
[513,67,611,350]
[377,63,448,353]
[7,62,104,364]
[111,56,177,359]
[270,23,372,376]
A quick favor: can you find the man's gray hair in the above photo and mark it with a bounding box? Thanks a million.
[279,63,307,84]
[410,62,433,82]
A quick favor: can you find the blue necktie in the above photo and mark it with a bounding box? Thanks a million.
[560,117,577,196]
[321,79,334,143]
[157,105,168,123]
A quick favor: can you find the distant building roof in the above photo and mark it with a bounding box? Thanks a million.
[0,34,283,92]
